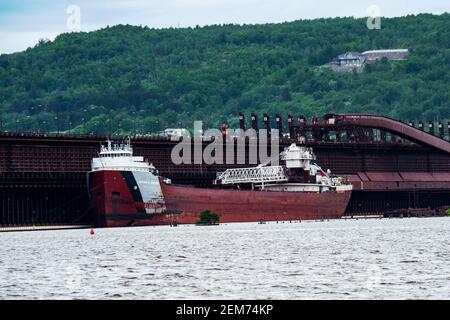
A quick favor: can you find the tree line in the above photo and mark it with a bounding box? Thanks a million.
[0,13,449,135]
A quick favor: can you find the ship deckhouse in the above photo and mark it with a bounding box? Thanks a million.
[91,139,153,172]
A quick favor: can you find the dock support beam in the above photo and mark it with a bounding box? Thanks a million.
[239,113,245,130]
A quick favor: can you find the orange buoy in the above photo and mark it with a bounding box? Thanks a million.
[90,228,95,235]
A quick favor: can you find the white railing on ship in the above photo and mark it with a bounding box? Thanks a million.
[216,166,288,185]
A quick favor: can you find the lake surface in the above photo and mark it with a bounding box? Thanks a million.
[1,217,449,299]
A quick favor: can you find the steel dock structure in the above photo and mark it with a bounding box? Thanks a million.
[1,114,449,227]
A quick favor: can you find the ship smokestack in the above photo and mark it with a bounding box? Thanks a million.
[429,121,434,135]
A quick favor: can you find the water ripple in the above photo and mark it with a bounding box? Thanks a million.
[0,217,449,299]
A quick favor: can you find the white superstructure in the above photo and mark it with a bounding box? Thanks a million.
[214,143,352,192]
[89,139,167,214]
[91,139,154,172]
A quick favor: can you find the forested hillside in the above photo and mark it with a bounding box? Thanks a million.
[0,13,449,135]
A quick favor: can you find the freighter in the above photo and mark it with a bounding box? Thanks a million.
[88,139,352,227]
[88,139,167,227]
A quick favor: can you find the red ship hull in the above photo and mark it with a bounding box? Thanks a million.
[89,170,352,228]
[160,182,352,224]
